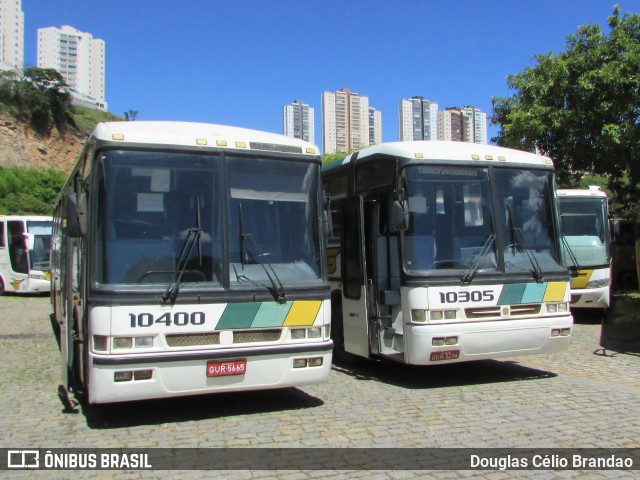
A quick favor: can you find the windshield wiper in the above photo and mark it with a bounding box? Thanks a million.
[238,204,287,304]
[461,234,496,284]
[506,204,544,282]
[163,200,202,304]
[561,235,581,276]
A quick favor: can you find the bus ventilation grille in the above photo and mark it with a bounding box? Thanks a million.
[233,329,282,343]
[166,333,220,347]
[465,304,541,319]
[165,329,282,347]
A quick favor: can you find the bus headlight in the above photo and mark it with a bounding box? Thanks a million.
[291,329,306,339]
[411,310,427,322]
[113,337,133,349]
[307,327,322,338]
[93,335,108,352]
[112,336,153,349]
[547,303,569,313]
[291,327,322,339]
[134,336,153,348]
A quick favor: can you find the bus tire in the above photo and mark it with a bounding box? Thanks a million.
[0,276,4,294]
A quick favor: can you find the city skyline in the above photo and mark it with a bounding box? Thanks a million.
[12,1,640,150]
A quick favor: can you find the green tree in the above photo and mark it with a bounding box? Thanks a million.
[0,166,66,215]
[124,109,139,121]
[491,6,640,218]
[0,67,74,134]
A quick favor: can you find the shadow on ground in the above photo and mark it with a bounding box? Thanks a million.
[79,386,323,429]
[332,356,556,390]
[598,293,640,356]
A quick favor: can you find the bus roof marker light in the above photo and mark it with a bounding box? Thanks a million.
[485,155,494,160]
[471,154,480,161]
[236,141,247,148]
[216,140,228,147]
[196,138,208,146]
[112,133,124,141]
[498,156,506,161]
[414,152,424,159]
[306,147,316,154]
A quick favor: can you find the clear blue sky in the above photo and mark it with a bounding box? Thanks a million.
[22,0,639,150]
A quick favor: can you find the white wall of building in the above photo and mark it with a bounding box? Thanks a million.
[37,25,106,110]
[0,0,24,71]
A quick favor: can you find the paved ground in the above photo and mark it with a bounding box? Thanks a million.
[0,294,638,479]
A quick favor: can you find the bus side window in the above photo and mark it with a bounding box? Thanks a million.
[0,221,4,248]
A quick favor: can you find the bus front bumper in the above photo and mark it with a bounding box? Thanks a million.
[88,341,333,404]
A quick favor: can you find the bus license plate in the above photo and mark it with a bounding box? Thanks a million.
[206,359,247,377]
[430,350,460,361]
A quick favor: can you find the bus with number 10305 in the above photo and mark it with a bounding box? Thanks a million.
[51,121,332,404]
[322,141,573,365]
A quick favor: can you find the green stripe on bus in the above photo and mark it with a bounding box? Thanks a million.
[217,302,262,329]
[498,283,527,305]
[252,301,293,327]
[521,283,547,303]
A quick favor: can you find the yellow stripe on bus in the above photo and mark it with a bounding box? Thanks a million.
[570,270,593,290]
[283,300,322,326]
[543,281,568,302]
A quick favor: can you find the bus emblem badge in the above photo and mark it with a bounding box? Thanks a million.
[501,306,510,318]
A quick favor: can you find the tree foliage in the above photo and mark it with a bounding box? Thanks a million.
[0,166,66,215]
[0,67,75,135]
[491,7,640,218]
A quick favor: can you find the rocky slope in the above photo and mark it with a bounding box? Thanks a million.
[0,111,85,173]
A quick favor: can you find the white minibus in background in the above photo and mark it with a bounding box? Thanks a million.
[557,186,611,310]
[0,215,52,294]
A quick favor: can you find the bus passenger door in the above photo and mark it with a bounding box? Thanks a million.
[340,197,370,357]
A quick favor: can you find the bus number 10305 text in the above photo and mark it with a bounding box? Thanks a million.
[129,312,206,328]
[439,290,495,304]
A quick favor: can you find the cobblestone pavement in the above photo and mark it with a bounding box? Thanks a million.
[0,294,638,479]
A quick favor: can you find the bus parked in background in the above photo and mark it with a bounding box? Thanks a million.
[51,121,332,404]
[0,215,52,294]
[322,141,573,365]
[557,186,611,310]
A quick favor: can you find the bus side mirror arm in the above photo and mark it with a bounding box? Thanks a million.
[323,193,334,238]
[66,192,87,237]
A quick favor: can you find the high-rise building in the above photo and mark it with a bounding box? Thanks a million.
[37,25,107,110]
[369,107,382,146]
[0,0,24,72]
[322,88,380,154]
[283,100,315,144]
[461,106,488,144]
[438,106,487,144]
[398,97,438,141]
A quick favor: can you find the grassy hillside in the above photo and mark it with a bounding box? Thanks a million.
[72,106,122,136]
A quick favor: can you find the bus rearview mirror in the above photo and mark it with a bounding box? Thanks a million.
[66,192,87,237]
[391,200,409,232]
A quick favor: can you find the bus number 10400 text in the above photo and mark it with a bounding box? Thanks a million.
[439,290,495,304]
[129,312,206,328]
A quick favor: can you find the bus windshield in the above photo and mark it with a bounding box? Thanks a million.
[26,220,52,271]
[228,156,322,288]
[402,165,564,278]
[93,150,323,291]
[559,196,609,268]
